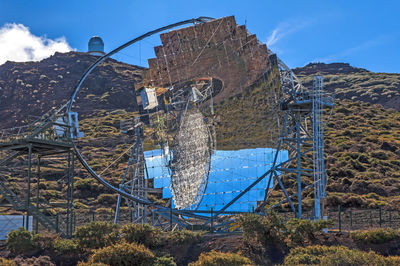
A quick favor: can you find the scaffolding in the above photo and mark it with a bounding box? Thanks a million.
[259,71,334,219]
[0,105,80,236]
[114,117,150,224]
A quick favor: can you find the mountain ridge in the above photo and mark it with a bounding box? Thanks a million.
[1,52,399,130]
[0,51,144,128]
[293,62,400,111]
[293,62,369,75]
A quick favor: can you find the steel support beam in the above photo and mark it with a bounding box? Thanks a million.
[35,156,40,233]
[26,144,32,230]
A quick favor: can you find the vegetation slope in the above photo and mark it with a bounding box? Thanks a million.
[0,54,399,216]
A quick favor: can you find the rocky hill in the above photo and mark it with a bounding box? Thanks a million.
[1,53,399,130]
[294,62,400,111]
[0,52,144,128]
[0,52,399,213]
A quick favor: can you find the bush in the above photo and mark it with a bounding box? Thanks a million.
[166,229,205,245]
[121,223,162,248]
[53,238,79,255]
[238,212,286,264]
[74,221,119,249]
[13,256,55,266]
[13,256,55,265]
[189,251,252,266]
[370,150,389,160]
[78,263,107,266]
[283,245,400,266]
[0,257,13,266]
[96,194,117,204]
[238,212,286,245]
[285,218,333,245]
[6,228,61,256]
[95,207,114,214]
[154,255,177,266]
[32,233,57,251]
[6,227,36,255]
[350,228,399,244]
[75,178,101,192]
[84,242,155,266]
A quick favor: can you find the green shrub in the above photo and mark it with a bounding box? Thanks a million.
[0,257,13,266]
[154,255,177,266]
[166,229,205,245]
[121,223,162,248]
[189,251,252,266]
[53,238,79,255]
[350,228,399,244]
[6,227,36,255]
[75,178,99,191]
[238,212,286,264]
[78,262,107,266]
[6,229,60,255]
[85,242,155,266]
[238,212,286,245]
[32,233,57,251]
[370,150,389,160]
[96,194,117,204]
[74,201,89,209]
[285,218,333,245]
[74,221,119,249]
[13,256,55,265]
[284,245,400,266]
[95,207,114,214]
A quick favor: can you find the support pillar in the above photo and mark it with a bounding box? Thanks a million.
[35,155,41,233]
[66,151,74,236]
[26,144,32,230]
[70,151,75,234]
[296,114,302,219]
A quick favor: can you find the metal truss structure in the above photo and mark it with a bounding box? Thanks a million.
[0,104,81,236]
[114,117,152,224]
[257,55,334,219]
[67,17,216,227]
[312,76,328,220]
[0,17,335,236]
[68,18,215,212]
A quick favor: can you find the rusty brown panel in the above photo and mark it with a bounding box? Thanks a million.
[143,16,274,102]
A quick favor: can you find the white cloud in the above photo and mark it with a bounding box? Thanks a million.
[266,28,280,47]
[0,23,74,65]
[266,19,311,49]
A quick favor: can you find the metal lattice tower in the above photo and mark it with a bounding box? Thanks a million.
[312,76,326,220]
[114,117,149,224]
[249,52,334,219]
[261,69,333,219]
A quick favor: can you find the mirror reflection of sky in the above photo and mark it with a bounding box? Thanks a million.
[144,148,288,212]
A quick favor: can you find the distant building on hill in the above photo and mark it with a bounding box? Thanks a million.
[88,36,105,56]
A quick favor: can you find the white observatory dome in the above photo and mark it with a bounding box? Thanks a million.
[88,36,105,56]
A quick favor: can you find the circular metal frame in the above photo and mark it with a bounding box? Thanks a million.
[68,17,214,208]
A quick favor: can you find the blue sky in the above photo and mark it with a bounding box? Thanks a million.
[0,0,399,73]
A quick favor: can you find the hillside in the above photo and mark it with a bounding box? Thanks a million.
[0,52,144,128]
[0,52,399,215]
[324,100,400,209]
[74,98,400,212]
[294,62,400,111]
